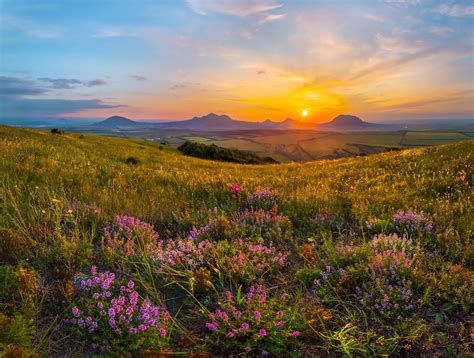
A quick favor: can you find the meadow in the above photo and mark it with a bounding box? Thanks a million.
[80,127,474,162]
[0,125,473,356]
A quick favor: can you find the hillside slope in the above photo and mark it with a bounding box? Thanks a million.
[0,125,472,356]
[1,125,471,220]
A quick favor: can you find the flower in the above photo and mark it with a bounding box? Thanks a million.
[259,328,267,336]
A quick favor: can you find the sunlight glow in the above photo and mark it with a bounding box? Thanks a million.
[302,109,308,117]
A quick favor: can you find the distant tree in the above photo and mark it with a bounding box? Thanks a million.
[178,141,278,164]
[50,128,64,135]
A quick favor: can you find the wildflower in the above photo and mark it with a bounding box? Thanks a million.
[259,329,267,336]
[206,322,219,331]
[72,307,80,316]
[254,310,262,320]
[159,327,166,336]
[227,331,235,337]
[241,322,250,331]
[261,351,269,356]
[289,331,300,337]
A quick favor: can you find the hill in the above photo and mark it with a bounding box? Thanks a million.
[0,125,472,356]
[94,115,143,129]
[317,114,395,131]
[158,113,310,131]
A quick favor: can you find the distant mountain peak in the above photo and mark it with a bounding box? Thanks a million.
[192,113,232,121]
[95,115,140,128]
[330,114,365,124]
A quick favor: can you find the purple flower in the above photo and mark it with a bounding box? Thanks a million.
[227,331,235,337]
[206,322,219,331]
[289,331,300,337]
[259,329,267,336]
[127,280,134,289]
[254,310,262,320]
[71,307,80,316]
[159,327,167,336]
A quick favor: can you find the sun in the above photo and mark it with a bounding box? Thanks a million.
[302,109,309,117]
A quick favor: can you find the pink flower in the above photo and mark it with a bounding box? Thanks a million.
[227,331,235,337]
[289,331,300,337]
[259,329,267,336]
[159,327,167,336]
[127,280,135,289]
[71,307,80,316]
[206,322,219,331]
[254,310,261,320]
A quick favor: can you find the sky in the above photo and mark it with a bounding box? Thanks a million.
[0,0,473,123]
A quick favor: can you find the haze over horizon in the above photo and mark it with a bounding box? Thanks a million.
[1,0,473,123]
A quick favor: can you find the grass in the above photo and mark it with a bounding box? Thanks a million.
[0,125,472,356]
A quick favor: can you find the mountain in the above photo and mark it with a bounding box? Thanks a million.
[158,113,313,131]
[94,116,143,129]
[317,114,396,131]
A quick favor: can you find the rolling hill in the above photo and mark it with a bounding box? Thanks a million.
[0,125,472,357]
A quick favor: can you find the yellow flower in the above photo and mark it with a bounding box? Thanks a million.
[67,209,73,214]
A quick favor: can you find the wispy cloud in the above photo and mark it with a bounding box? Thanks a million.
[434,4,474,17]
[0,76,47,96]
[1,15,63,39]
[38,77,107,89]
[132,75,147,81]
[186,0,282,16]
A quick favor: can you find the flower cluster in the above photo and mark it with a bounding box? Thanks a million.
[67,266,170,352]
[391,209,434,236]
[211,238,287,283]
[234,208,291,241]
[230,185,241,200]
[357,234,421,320]
[150,237,287,285]
[102,215,159,260]
[245,189,276,211]
[187,218,215,240]
[203,285,302,355]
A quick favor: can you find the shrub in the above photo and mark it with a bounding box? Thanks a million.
[125,156,139,165]
[101,215,159,268]
[178,141,278,164]
[67,266,171,354]
[201,285,303,355]
[50,128,64,135]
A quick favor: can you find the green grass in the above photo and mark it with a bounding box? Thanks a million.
[0,125,472,356]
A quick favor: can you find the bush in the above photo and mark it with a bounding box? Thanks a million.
[125,156,139,165]
[50,128,64,135]
[178,141,278,164]
[67,266,171,354]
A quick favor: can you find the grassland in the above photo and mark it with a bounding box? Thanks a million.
[0,125,473,356]
[82,127,473,162]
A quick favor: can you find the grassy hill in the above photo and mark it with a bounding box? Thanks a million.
[0,125,472,356]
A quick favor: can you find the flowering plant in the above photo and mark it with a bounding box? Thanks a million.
[202,285,303,355]
[67,266,171,353]
[245,189,276,211]
[101,215,159,267]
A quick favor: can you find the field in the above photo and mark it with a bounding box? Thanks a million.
[77,128,473,162]
[0,125,473,356]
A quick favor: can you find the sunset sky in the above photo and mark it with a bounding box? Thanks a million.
[1,0,473,123]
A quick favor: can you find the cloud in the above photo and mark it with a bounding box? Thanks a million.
[37,77,107,89]
[434,4,474,17]
[132,75,147,81]
[258,13,286,25]
[1,15,63,39]
[38,78,82,89]
[169,82,202,91]
[0,76,122,119]
[186,0,282,16]
[0,76,47,96]
[0,98,125,119]
[84,79,107,87]
[430,26,454,36]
